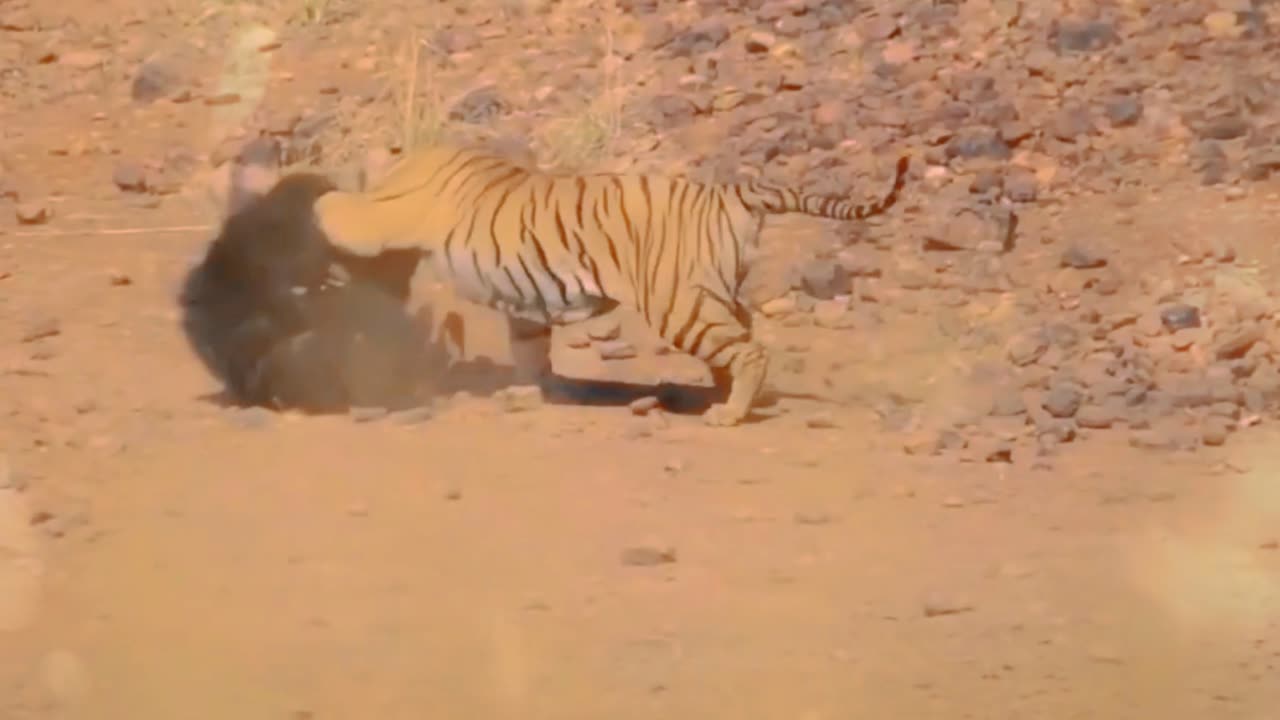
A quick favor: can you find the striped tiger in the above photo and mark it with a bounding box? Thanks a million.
[313,143,909,426]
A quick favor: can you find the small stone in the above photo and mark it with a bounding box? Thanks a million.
[112,161,148,192]
[1007,330,1049,366]
[497,385,544,413]
[1060,245,1106,269]
[59,50,104,69]
[20,317,60,343]
[744,31,775,53]
[1160,304,1201,331]
[813,300,855,329]
[989,387,1026,417]
[921,595,975,618]
[629,396,661,415]
[798,259,851,300]
[15,202,50,225]
[805,412,838,429]
[597,340,638,360]
[1214,327,1263,360]
[902,430,942,456]
[1076,404,1117,429]
[1003,169,1038,202]
[1104,96,1143,127]
[1202,417,1233,446]
[1129,428,1180,451]
[620,546,677,566]
[1199,114,1250,141]
[760,295,798,317]
[1054,19,1115,53]
[1051,106,1094,141]
[449,85,510,124]
[132,58,185,103]
[1043,383,1082,418]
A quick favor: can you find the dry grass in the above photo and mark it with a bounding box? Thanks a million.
[537,0,625,172]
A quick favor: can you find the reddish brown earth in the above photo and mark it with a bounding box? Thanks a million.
[3,0,1280,718]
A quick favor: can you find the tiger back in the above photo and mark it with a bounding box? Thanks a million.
[313,142,909,426]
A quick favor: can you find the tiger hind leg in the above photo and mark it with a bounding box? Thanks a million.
[506,316,553,388]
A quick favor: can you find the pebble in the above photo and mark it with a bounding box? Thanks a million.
[15,202,51,225]
[629,396,661,416]
[1042,384,1082,419]
[1160,304,1201,331]
[20,317,60,343]
[921,595,975,618]
[620,546,677,567]
[112,161,148,193]
[496,385,543,413]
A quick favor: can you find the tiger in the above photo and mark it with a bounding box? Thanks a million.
[312,142,910,426]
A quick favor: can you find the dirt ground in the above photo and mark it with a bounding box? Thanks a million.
[3,0,1280,718]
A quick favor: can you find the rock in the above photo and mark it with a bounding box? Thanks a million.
[1042,383,1082,418]
[945,128,1010,160]
[629,396,661,415]
[744,31,775,53]
[797,259,851,299]
[922,208,993,252]
[1003,168,1038,202]
[813,300,856,329]
[1129,428,1180,451]
[805,412,838,429]
[1053,19,1116,53]
[1201,416,1233,446]
[496,385,543,413]
[15,202,50,225]
[1060,245,1107,269]
[665,19,729,56]
[1199,114,1250,141]
[1007,329,1049,366]
[990,387,1026,417]
[1051,106,1094,141]
[597,340,638,360]
[760,295,798,317]
[646,94,699,128]
[1076,403,1118,429]
[112,161,148,193]
[448,85,510,124]
[1160,304,1201,331]
[921,595,975,618]
[132,58,185,103]
[1105,96,1143,127]
[620,546,677,566]
[20,317,59,343]
[1214,326,1262,360]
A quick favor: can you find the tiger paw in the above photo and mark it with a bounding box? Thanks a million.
[702,403,747,427]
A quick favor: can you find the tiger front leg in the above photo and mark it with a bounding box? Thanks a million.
[701,340,768,427]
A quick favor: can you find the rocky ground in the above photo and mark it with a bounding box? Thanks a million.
[2,0,1280,718]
